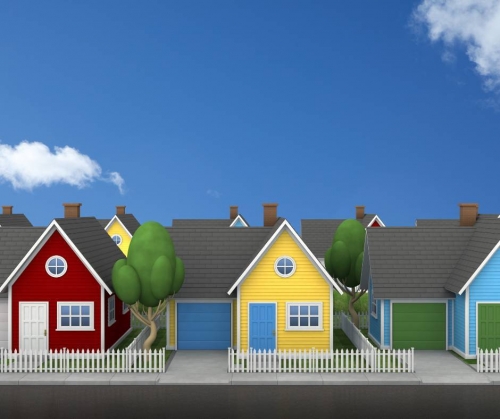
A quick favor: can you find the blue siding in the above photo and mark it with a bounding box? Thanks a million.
[448,299,453,347]
[454,292,466,353]
[368,277,381,345]
[177,303,231,349]
[468,247,500,356]
[384,300,390,347]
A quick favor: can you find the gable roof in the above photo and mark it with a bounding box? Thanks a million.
[227,219,343,295]
[172,219,232,228]
[301,214,381,258]
[0,214,33,227]
[229,215,249,227]
[104,214,141,236]
[0,217,125,294]
[97,219,110,228]
[361,227,474,299]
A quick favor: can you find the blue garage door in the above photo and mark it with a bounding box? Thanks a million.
[177,303,231,349]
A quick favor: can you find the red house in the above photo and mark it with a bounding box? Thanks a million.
[0,203,131,352]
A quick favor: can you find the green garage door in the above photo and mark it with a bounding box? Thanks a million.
[478,304,500,351]
[393,303,446,350]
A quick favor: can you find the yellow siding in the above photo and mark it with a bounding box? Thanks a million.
[169,300,176,346]
[240,230,331,350]
[106,219,132,256]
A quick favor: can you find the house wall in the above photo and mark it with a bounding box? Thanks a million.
[448,299,453,348]
[453,292,465,353]
[0,295,7,349]
[232,297,237,348]
[240,230,331,350]
[12,231,102,351]
[383,300,390,347]
[107,220,131,256]
[104,294,131,350]
[169,299,175,347]
[467,247,500,356]
[368,277,381,346]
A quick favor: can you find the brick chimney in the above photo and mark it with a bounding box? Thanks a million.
[356,206,365,220]
[230,206,238,220]
[63,203,82,218]
[263,203,278,227]
[2,206,13,215]
[459,203,478,226]
[116,206,126,215]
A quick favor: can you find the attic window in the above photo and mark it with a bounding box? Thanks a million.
[274,256,296,278]
[111,234,122,245]
[46,256,67,278]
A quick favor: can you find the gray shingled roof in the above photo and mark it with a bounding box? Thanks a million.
[362,227,474,299]
[0,214,33,227]
[301,214,379,258]
[166,218,285,299]
[97,219,110,229]
[116,214,141,235]
[55,217,126,291]
[416,214,499,227]
[0,227,45,290]
[172,219,232,228]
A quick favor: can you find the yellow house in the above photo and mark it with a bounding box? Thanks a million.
[103,206,141,256]
[164,203,342,351]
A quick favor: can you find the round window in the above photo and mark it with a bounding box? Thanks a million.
[111,234,122,245]
[274,256,296,277]
[46,256,68,278]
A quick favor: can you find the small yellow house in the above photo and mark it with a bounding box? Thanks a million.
[103,206,141,256]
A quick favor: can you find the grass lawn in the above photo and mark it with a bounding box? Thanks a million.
[114,328,172,360]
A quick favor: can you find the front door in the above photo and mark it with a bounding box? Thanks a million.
[478,304,500,351]
[249,303,276,351]
[19,302,48,350]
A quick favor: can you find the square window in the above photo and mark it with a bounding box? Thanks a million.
[290,317,298,326]
[310,306,318,315]
[71,306,80,315]
[71,317,80,327]
[58,303,93,330]
[81,317,90,327]
[81,306,90,316]
[310,317,319,326]
[290,306,298,315]
[61,306,69,315]
[300,317,308,326]
[286,303,322,331]
[300,306,308,315]
[61,317,70,326]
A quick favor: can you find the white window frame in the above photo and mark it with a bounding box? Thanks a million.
[111,234,122,245]
[45,255,68,278]
[371,297,378,319]
[56,302,94,331]
[286,302,323,331]
[274,256,297,278]
[108,295,116,326]
[122,300,129,314]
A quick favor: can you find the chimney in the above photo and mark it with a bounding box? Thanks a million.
[2,206,13,215]
[459,203,478,226]
[116,206,126,215]
[263,203,278,227]
[356,206,365,220]
[63,203,82,218]
[230,206,238,220]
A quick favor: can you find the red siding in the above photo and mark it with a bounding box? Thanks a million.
[104,293,131,350]
[370,220,380,227]
[12,230,103,351]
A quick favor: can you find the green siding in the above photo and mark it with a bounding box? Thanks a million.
[478,304,500,351]
[393,303,446,350]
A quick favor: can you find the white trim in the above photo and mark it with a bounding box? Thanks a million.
[227,220,343,295]
[45,255,68,278]
[475,301,500,353]
[104,216,132,237]
[8,284,12,350]
[381,299,385,347]
[367,215,385,227]
[247,302,277,350]
[56,301,94,331]
[274,256,297,278]
[329,285,333,350]
[229,215,248,227]
[107,295,116,327]
[465,288,469,355]
[451,299,454,348]
[0,220,113,295]
[459,240,500,295]
[111,234,122,246]
[389,299,449,349]
[237,288,241,352]
[122,300,129,314]
[450,345,477,359]
[101,287,105,352]
[19,302,49,351]
[230,299,234,348]
[285,302,323,331]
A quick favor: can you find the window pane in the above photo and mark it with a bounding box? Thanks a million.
[71,306,80,315]
[277,259,285,267]
[290,306,298,315]
[277,266,285,275]
[310,306,318,315]
[300,317,308,326]
[284,266,292,274]
[81,317,90,327]
[48,259,57,267]
[61,317,69,326]
[81,306,90,315]
[49,266,58,275]
[56,266,63,274]
[310,317,319,326]
[300,306,308,315]
[61,306,69,315]
[290,317,298,326]
[71,317,80,326]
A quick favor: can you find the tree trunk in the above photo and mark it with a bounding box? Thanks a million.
[348,294,359,328]
[142,307,157,351]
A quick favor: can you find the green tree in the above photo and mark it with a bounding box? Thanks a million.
[325,219,366,328]
[112,221,185,350]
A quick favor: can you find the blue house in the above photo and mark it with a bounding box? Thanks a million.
[360,203,500,359]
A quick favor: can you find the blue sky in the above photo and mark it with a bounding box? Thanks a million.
[1,1,500,231]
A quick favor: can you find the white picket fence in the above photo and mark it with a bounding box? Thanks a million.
[0,348,166,373]
[477,348,500,373]
[333,311,368,329]
[228,347,414,373]
[340,312,376,366]
[126,316,162,352]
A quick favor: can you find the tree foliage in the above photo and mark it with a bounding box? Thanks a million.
[112,221,184,349]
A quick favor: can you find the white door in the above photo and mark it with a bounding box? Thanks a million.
[19,303,48,350]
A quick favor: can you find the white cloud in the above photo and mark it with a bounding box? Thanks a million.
[0,141,126,194]
[413,0,500,91]
[206,189,221,198]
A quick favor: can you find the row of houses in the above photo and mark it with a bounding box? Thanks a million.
[0,202,499,360]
